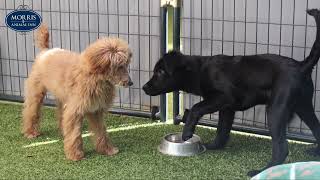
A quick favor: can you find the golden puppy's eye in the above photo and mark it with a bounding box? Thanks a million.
[129,52,132,58]
[118,66,126,71]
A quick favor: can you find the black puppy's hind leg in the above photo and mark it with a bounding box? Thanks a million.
[205,109,235,150]
[296,99,320,156]
[248,88,294,177]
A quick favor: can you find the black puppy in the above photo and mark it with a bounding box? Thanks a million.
[143,9,320,176]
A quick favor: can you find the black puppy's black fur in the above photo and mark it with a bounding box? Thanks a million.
[143,9,320,176]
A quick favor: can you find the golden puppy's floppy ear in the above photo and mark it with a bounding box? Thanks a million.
[82,37,130,74]
[106,39,130,68]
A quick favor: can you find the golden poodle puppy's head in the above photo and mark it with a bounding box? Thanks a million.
[81,37,133,87]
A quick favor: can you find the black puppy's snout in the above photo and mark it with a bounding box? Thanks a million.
[142,84,149,91]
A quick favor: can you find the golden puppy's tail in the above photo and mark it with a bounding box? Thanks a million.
[35,24,49,50]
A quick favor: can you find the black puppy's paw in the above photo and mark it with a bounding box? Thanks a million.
[306,147,320,156]
[182,131,193,141]
[247,169,261,177]
[203,142,225,150]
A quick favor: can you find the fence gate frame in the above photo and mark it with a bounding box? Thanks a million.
[160,0,181,122]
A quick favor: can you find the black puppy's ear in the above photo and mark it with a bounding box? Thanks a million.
[162,51,186,75]
[163,59,175,75]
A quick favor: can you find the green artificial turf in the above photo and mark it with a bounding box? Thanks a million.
[0,101,319,180]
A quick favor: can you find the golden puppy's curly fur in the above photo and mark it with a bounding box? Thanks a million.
[22,24,133,161]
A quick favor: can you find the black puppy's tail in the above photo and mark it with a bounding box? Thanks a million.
[301,9,320,74]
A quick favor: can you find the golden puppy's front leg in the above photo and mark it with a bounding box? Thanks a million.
[55,101,64,135]
[87,111,119,156]
[22,76,46,139]
[62,107,85,161]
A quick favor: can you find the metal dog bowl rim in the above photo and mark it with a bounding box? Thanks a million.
[158,132,206,157]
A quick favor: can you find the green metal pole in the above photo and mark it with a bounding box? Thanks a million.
[160,6,167,122]
[173,6,181,124]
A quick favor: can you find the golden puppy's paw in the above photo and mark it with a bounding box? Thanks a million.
[24,131,41,139]
[66,151,85,161]
[101,146,119,156]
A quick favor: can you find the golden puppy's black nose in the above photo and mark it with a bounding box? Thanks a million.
[128,80,133,86]
[128,77,133,86]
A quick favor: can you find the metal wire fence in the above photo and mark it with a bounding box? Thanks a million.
[0,0,163,119]
[175,0,320,142]
[2,0,320,141]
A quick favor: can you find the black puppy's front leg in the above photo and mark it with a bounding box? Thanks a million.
[205,109,235,150]
[182,99,223,141]
[181,109,190,123]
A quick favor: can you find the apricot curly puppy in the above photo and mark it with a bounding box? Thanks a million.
[22,24,133,161]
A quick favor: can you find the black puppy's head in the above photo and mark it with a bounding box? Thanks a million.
[143,51,189,96]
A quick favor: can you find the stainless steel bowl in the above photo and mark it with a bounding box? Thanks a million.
[158,132,206,156]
